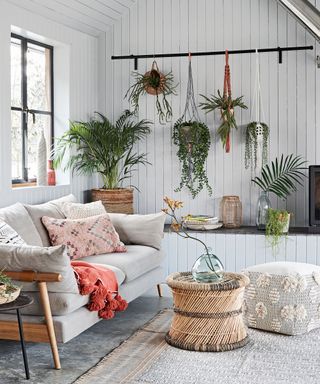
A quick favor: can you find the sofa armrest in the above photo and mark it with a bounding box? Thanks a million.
[4,270,62,283]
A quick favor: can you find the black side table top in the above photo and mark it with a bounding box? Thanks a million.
[0,294,33,312]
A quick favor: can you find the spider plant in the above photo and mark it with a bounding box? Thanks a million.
[199,90,247,151]
[0,270,18,294]
[53,110,152,189]
[252,154,307,199]
[125,64,177,124]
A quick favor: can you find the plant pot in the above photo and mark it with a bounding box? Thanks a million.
[144,61,165,95]
[91,188,134,214]
[0,285,21,305]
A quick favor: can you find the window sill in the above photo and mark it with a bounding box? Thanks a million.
[11,184,70,191]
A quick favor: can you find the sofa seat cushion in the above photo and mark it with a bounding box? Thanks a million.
[0,203,42,246]
[80,245,164,282]
[90,263,126,285]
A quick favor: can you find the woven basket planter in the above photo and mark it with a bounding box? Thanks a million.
[91,188,134,214]
[166,272,250,352]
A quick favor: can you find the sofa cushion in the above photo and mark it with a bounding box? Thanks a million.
[42,214,127,259]
[63,201,106,219]
[90,263,125,285]
[0,220,26,245]
[24,202,65,246]
[108,212,166,250]
[50,194,77,206]
[0,244,78,293]
[80,245,164,282]
[0,203,42,246]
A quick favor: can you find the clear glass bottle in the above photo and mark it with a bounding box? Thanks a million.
[256,191,271,229]
[191,248,224,283]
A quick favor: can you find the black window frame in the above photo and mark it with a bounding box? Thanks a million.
[11,33,54,184]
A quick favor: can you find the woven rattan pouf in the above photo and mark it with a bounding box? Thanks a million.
[165,272,250,352]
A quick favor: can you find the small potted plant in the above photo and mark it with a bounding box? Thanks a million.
[53,110,152,214]
[0,270,20,305]
[199,90,247,152]
[245,122,269,170]
[173,119,212,198]
[125,60,177,124]
[265,208,290,251]
[252,154,307,237]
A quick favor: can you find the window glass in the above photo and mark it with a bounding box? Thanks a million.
[11,38,21,108]
[11,110,23,181]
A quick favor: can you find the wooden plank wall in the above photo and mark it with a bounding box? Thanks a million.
[112,0,320,227]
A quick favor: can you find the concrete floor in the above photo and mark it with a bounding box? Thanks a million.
[0,290,172,384]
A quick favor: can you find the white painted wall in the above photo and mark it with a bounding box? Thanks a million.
[0,0,99,207]
[111,0,320,227]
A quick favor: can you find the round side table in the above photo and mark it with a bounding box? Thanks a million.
[0,294,34,380]
[165,272,250,352]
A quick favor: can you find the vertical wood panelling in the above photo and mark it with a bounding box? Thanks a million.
[112,0,319,229]
[0,2,99,207]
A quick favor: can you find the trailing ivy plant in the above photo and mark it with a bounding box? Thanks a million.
[125,61,177,124]
[266,208,289,253]
[173,119,212,198]
[245,122,269,169]
[199,90,247,151]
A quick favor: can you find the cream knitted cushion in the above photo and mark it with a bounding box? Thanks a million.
[62,201,106,219]
[243,262,320,335]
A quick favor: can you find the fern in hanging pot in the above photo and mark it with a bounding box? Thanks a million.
[125,60,177,124]
[199,51,247,153]
[173,119,212,198]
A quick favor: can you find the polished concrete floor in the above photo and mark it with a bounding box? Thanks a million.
[0,290,172,384]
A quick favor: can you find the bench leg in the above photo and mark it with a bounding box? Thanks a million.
[157,284,162,297]
[38,282,61,370]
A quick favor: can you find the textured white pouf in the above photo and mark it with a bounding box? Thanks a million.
[243,262,320,335]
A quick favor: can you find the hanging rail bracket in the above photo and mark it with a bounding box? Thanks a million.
[112,45,313,69]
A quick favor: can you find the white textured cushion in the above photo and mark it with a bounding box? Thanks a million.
[63,201,106,219]
[245,262,320,276]
[0,220,26,245]
[108,212,166,250]
[24,202,65,247]
[0,244,78,293]
[0,203,42,246]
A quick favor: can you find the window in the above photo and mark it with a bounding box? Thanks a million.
[11,33,54,184]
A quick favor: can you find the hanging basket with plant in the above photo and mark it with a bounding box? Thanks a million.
[245,51,269,170]
[125,60,177,124]
[200,50,247,153]
[173,56,212,198]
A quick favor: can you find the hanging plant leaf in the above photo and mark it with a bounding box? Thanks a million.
[173,119,212,198]
[125,60,177,124]
[245,122,269,169]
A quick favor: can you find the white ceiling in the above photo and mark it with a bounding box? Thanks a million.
[6,0,136,36]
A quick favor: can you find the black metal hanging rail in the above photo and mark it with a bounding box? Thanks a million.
[111,45,313,70]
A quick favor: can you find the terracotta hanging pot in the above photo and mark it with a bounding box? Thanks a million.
[144,61,165,95]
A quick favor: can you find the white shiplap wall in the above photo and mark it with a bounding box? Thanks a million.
[0,1,99,207]
[111,0,320,227]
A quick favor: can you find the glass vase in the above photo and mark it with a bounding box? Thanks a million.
[256,191,271,230]
[191,248,224,283]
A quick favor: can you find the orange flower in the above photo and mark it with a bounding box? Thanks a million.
[162,208,169,214]
[171,222,181,232]
[163,196,175,209]
[174,200,183,209]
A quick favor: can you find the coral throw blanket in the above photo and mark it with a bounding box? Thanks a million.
[71,260,128,319]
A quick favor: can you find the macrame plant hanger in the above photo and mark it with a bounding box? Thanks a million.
[249,50,268,173]
[180,53,201,185]
[223,50,232,153]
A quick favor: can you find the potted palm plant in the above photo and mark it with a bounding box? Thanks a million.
[53,110,152,214]
[252,154,307,235]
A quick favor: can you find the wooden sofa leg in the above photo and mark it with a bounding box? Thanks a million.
[38,282,61,370]
[157,284,162,297]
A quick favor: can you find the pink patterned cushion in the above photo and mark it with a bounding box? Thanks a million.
[41,214,127,259]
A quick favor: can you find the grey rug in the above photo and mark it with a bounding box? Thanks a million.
[75,309,320,384]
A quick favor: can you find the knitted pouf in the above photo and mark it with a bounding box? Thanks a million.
[243,262,320,335]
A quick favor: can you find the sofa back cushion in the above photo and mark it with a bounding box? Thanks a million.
[24,202,66,247]
[0,244,78,293]
[0,203,42,246]
[108,212,166,250]
[41,214,127,260]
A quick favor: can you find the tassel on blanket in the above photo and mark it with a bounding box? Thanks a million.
[71,260,128,319]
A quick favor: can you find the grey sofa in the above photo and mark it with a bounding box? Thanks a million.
[0,194,165,369]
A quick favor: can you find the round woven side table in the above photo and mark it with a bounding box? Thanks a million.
[165,272,250,352]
